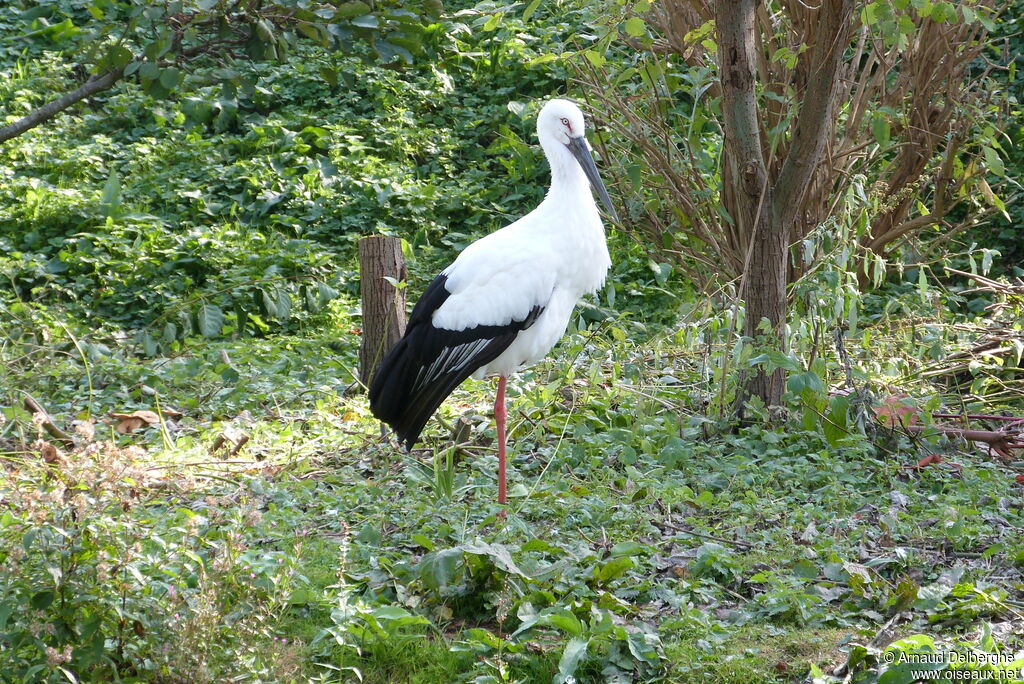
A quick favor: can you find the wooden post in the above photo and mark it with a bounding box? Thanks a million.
[358,236,408,389]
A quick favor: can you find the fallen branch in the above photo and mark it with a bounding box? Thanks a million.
[903,423,1021,462]
[658,519,755,549]
[21,393,74,443]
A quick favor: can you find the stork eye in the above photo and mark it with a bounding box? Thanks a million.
[560,117,570,126]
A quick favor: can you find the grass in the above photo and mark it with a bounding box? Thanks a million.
[664,625,851,683]
[3,324,1022,682]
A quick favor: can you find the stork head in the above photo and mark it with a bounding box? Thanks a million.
[536,98,620,224]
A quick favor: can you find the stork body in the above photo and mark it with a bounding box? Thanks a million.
[369,99,617,505]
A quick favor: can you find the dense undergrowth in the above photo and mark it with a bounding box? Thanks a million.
[2,0,1023,682]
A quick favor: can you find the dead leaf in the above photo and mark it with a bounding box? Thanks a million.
[875,394,919,427]
[799,520,818,544]
[112,410,161,434]
[73,419,96,441]
[905,454,942,470]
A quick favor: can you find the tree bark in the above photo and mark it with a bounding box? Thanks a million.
[358,236,408,389]
[0,69,124,144]
[717,0,785,409]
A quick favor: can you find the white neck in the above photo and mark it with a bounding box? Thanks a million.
[539,132,592,202]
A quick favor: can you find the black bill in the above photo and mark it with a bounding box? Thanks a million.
[566,135,620,225]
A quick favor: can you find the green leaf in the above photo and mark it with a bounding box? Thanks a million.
[555,638,589,684]
[824,394,850,446]
[372,605,414,620]
[583,50,606,68]
[254,19,275,42]
[259,289,277,318]
[610,541,647,557]
[335,1,371,19]
[418,548,462,590]
[275,289,291,321]
[140,331,157,356]
[352,14,380,29]
[861,2,879,24]
[527,53,559,67]
[100,169,120,218]
[197,304,224,338]
[597,556,635,582]
[103,45,133,70]
[543,610,584,637]
[624,17,646,36]
[139,61,159,81]
[483,12,504,31]
[871,113,890,146]
[159,67,180,90]
[317,282,339,307]
[522,0,542,21]
[982,146,1004,176]
[31,590,54,610]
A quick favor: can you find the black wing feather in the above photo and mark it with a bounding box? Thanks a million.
[368,274,543,448]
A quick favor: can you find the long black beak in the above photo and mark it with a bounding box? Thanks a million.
[566,136,620,225]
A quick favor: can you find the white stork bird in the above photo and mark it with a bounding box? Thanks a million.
[368,98,618,506]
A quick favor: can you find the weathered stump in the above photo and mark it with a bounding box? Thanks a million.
[358,235,408,389]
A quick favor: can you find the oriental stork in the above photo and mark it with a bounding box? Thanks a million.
[368,98,618,506]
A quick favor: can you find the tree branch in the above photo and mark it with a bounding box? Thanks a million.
[716,0,766,185]
[772,0,854,224]
[0,68,124,144]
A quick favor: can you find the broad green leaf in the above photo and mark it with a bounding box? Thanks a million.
[583,49,606,68]
[871,113,890,146]
[555,638,589,684]
[483,12,503,31]
[100,169,120,217]
[352,14,380,29]
[610,541,647,557]
[527,53,559,67]
[624,17,646,36]
[597,556,635,582]
[159,67,180,89]
[275,289,291,321]
[197,304,224,338]
[983,146,1004,176]
[335,2,371,19]
[139,61,159,81]
[824,393,850,446]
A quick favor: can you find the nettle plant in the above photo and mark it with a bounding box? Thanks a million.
[0,437,313,682]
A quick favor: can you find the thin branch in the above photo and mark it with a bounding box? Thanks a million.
[773,0,854,222]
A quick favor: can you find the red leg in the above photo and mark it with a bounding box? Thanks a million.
[495,375,507,506]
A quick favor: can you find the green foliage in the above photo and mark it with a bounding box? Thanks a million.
[1,1,1022,682]
[5,0,441,95]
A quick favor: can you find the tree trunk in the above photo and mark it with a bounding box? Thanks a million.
[739,202,789,407]
[717,0,853,410]
[358,236,407,389]
[716,0,786,408]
